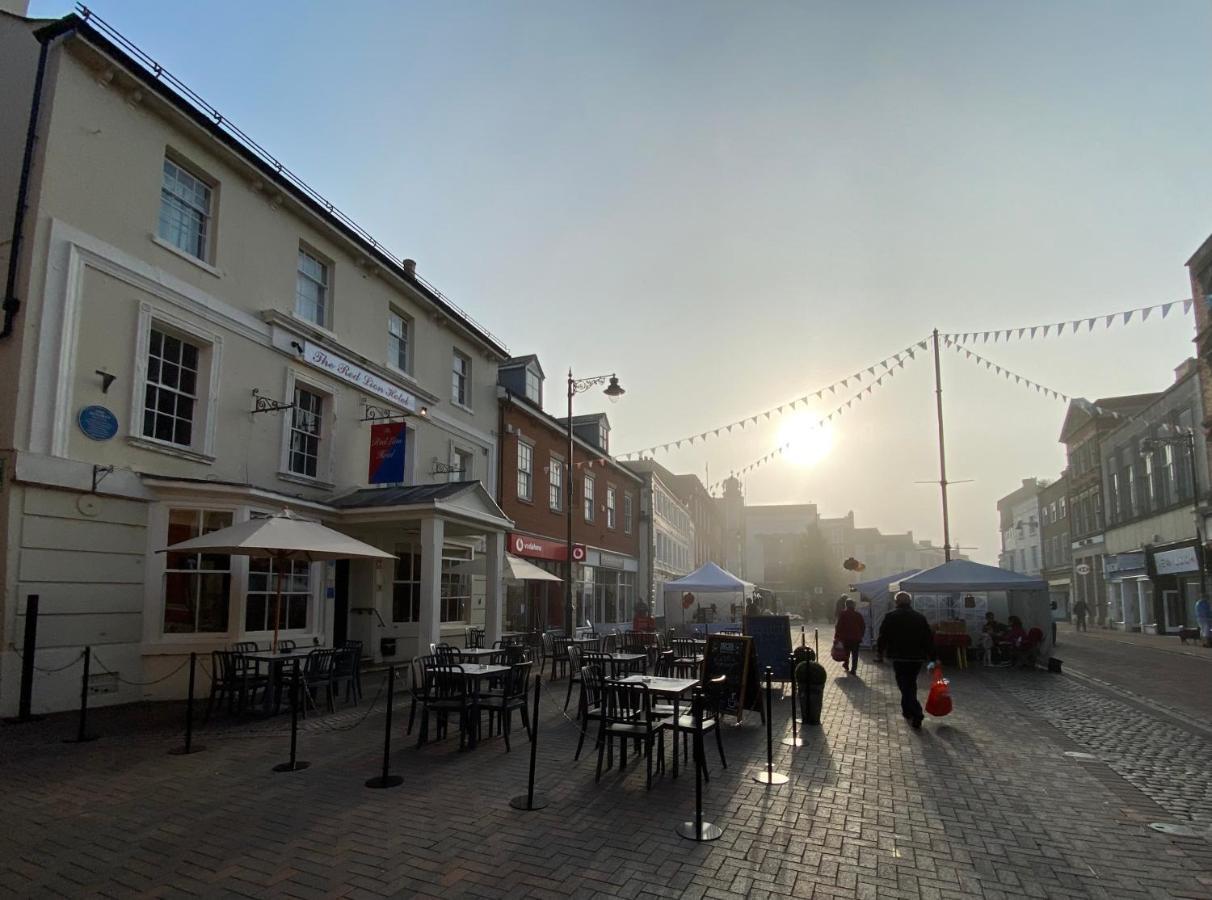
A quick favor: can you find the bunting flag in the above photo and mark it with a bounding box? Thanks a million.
[942,298,1189,345]
[945,340,1070,402]
[618,337,929,459]
[705,366,911,493]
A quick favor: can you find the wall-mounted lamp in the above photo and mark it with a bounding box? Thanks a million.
[290,341,305,355]
[96,370,116,393]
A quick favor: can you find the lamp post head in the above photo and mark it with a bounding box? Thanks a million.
[604,375,625,403]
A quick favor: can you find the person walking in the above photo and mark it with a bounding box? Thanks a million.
[1073,598,1089,632]
[877,591,934,729]
[835,599,865,675]
[1196,595,1211,647]
[834,594,848,622]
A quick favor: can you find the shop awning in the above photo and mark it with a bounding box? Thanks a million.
[506,554,562,582]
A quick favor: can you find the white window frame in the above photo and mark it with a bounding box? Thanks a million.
[584,473,595,523]
[606,486,617,529]
[450,443,474,484]
[388,308,411,373]
[517,440,534,501]
[624,493,633,534]
[524,366,541,403]
[128,303,222,462]
[278,369,336,488]
[452,349,471,409]
[288,384,325,479]
[549,454,563,511]
[295,244,331,328]
[158,153,215,263]
[161,507,234,636]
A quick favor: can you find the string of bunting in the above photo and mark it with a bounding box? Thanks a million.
[613,336,931,464]
[941,298,1193,345]
[703,356,920,492]
[944,339,1071,402]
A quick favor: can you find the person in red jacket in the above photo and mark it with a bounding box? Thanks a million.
[834,599,866,675]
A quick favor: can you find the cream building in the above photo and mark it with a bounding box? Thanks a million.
[0,10,513,714]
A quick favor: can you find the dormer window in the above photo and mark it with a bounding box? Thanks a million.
[525,366,541,404]
[599,421,609,452]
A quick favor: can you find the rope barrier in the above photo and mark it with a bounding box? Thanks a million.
[90,651,191,687]
[8,647,86,675]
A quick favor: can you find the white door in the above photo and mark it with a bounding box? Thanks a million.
[1162,589,1183,633]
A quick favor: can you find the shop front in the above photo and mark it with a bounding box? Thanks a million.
[1145,540,1206,634]
[579,548,639,634]
[1105,551,1146,632]
[503,531,580,633]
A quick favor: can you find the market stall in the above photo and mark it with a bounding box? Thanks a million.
[662,562,755,633]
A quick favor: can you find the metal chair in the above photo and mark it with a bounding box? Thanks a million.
[596,680,665,790]
[479,661,533,751]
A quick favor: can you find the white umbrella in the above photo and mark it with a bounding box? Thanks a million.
[162,509,394,651]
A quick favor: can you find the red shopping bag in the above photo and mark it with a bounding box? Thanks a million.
[924,665,953,717]
[830,639,848,662]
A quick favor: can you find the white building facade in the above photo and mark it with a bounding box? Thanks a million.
[0,11,512,714]
[997,480,1046,576]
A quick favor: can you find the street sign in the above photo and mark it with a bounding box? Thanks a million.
[1075,563,1092,576]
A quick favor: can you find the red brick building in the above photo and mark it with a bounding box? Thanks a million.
[496,356,642,632]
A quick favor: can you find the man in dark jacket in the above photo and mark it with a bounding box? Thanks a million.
[877,591,934,729]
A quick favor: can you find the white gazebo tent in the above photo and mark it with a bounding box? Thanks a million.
[663,562,755,629]
[891,559,1054,660]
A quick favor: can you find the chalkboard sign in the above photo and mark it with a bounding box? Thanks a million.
[703,634,758,723]
[745,615,793,681]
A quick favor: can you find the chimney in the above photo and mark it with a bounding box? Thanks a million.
[1175,358,1197,383]
[401,259,417,278]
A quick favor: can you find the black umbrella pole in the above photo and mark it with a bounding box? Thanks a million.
[510,674,548,810]
[65,647,97,743]
[814,628,819,660]
[753,667,788,785]
[676,687,722,841]
[274,658,309,772]
[366,666,403,788]
[169,652,203,755]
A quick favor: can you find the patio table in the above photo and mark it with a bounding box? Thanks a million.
[607,652,648,676]
[242,647,325,712]
[455,663,511,749]
[615,674,699,778]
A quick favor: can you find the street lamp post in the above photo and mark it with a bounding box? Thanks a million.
[565,371,625,635]
[1142,431,1208,602]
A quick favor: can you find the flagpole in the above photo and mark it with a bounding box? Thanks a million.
[932,328,953,562]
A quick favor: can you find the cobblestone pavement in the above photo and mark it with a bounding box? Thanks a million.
[1,656,1210,899]
[996,669,1212,829]
[1052,623,1212,724]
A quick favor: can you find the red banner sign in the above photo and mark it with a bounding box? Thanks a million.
[510,532,585,562]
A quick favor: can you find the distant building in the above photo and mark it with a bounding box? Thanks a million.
[623,460,696,628]
[1039,475,1072,619]
[997,479,1047,576]
[1058,393,1159,625]
[1184,236,1212,542]
[1101,361,1207,634]
[718,476,747,578]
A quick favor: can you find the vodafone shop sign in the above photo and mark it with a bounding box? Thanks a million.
[510,533,585,562]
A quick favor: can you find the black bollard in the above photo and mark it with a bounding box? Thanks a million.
[169,652,204,755]
[5,595,43,724]
[676,687,722,841]
[64,647,98,744]
[800,625,805,648]
[781,654,802,748]
[273,658,310,773]
[753,667,788,785]
[366,666,403,788]
[509,674,548,810]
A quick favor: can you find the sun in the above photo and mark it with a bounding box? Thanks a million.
[775,412,834,467]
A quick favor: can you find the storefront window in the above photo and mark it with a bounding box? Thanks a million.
[393,544,422,622]
[163,508,232,634]
[441,554,471,622]
[246,558,311,632]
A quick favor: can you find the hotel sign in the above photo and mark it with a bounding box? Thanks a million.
[302,341,418,412]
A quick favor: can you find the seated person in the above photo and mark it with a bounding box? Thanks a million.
[980,612,1007,663]
[1002,615,1027,648]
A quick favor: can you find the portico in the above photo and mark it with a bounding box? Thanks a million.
[333,482,514,660]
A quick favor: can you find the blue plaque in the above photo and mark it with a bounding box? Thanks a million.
[78,405,119,441]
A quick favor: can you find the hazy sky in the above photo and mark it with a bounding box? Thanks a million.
[32,1,1212,562]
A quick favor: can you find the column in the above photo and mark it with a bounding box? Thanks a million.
[417,516,444,657]
[484,530,505,647]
